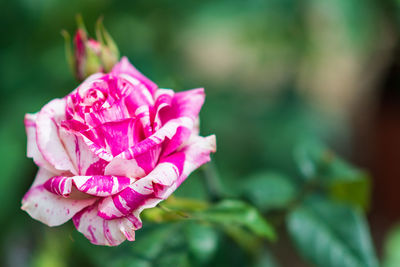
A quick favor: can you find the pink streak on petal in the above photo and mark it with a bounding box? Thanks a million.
[73,203,140,246]
[153,89,174,131]
[104,157,146,179]
[119,117,194,174]
[59,129,103,175]
[81,118,144,157]
[44,175,133,197]
[97,162,180,219]
[159,88,205,124]
[176,134,217,186]
[21,168,96,227]
[100,135,216,220]
[161,126,192,158]
[25,113,60,174]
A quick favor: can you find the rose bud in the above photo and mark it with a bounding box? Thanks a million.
[63,16,119,81]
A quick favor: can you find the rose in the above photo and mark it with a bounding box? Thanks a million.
[22,57,216,246]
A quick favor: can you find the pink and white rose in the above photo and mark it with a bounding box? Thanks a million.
[22,57,216,246]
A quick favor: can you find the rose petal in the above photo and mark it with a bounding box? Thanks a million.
[98,134,216,220]
[25,113,60,174]
[59,128,105,175]
[36,98,76,173]
[111,57,158,94]
[160,126,192,158]
[118,117,194,174]
[44,175,133,197]
[120,74,155,115]
[135,105,153,137]
[97,161,180,219]
[174,134,217,186]
[153,89,174,131]
[159,88,205,124]
[73,204,142,246]
[81,118,144,157]
[104,157,146,180]
[82,97,131,128]
[21,168,96,226]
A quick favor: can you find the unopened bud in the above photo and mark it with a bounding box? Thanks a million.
[62,15,120,81]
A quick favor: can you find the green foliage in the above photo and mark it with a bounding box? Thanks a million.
[240,171,296,211]
[0,0,385,266]
[287,196,378,267]
[295,141,371,210]
[184,222,219,263]
[131,224,177,260]
[193,200,276,241]
[137,151,376,267]
[253,249,280,267]
[32,229,70,267]
[383,224,400,267]
[287,142,376,267]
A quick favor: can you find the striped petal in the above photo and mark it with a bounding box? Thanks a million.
[21,168,96,226]
[73,204,142,246]
[44,175,133,197]
[97,161,180,220]
[80,118,144,157]
[25,113,60,174]
[98,134,216,220]
[111,57,158,94]
[35,98,76,173]
[159,88,205,124]
[120,74,155,116]
[117,117,194,174]
[59,128,106,175]
[153,89,174,131]
[174,134,217,187]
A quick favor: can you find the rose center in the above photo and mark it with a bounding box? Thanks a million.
[81,88,108,110]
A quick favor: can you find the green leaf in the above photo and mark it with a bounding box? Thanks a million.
[157,252,191,267]
[254,248,280,267]
[194,200,276,241]
[108,257,150,267]
[294,141,371,210]
[287,196,378,267]
[329,175,371,211]
[295,140,324,180]
[184,222,219,263]
[240,172,296,211]
[383,224,400,267]
[131,224,178,260]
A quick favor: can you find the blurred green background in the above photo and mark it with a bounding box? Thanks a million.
[2,0,400,266]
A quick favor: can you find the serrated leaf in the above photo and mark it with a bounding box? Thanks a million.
[194,200,276,241]
[241,172,296,211]
[287,196,378,267]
